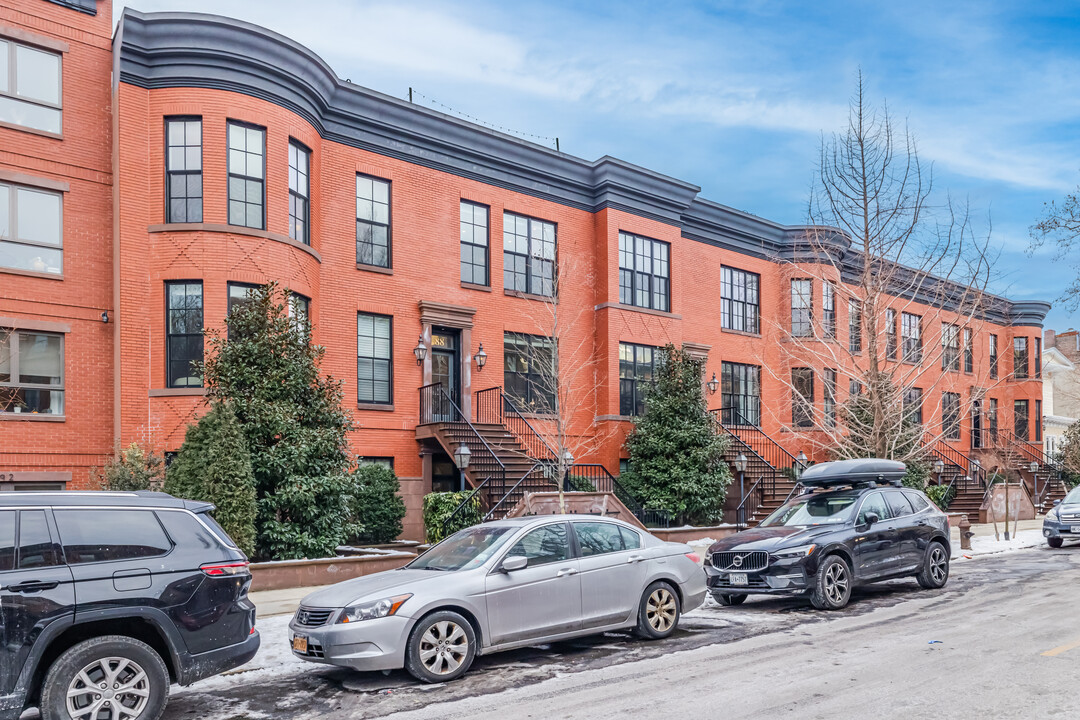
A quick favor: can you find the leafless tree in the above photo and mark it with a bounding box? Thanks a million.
[762,73,1008,465]
[1030,185,1080,311]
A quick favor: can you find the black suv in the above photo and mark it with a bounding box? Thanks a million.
[0,491,259,720]
[706,459,951,610]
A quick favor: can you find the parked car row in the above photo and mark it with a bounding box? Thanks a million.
[0,459,969,718]
[1043,484,1080,548]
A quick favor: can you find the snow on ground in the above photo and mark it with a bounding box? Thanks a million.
[174,614,307,695]
[951,528,1045,561]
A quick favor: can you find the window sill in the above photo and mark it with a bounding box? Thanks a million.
[148,223,322,263]
[0,413,65,422]
[593,302,680,320]
[518,411,556,420]
[149,388,206,397]
[0,267,64,281]
[358,402,395,412]
[0,120,62,141]
[505,289,555,303]
[595,414,635,423]
[720,328,762,338]
[356,263,393,276]
[461,282,492,293]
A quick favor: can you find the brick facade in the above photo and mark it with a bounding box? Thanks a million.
[1,3,1050,540]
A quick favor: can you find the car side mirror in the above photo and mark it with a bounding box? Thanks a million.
[1054,499,1062,507]
[501,556,528,572]
[863,512,880,526]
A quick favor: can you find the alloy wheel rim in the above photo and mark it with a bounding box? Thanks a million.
[65,656,150,720]
[929,547,947,583]
[419,620,469,675]
[646,588,677,632]
[824,563,849,604]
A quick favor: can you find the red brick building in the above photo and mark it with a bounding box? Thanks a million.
[1,3,1053,537]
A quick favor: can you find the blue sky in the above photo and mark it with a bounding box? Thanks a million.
[114,0,1080,329]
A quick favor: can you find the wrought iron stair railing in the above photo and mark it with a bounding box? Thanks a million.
[418,382,506,499]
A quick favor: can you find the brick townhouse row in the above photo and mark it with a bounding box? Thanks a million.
[0,0,1049,538]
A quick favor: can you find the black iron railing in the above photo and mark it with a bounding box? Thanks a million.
[735,475,765,529]
[993,427,1063,508]
[475,386,558,462]
[441,475,494,534]
[713,407,807,478]
[485,462,550,520]
[419,382,506,502]
[567,463,645,516]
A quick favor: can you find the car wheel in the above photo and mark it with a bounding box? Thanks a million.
[916,541,950,590]
[404,611,476,684]
[712,593,747,607]
[810,555,852,610]
[636,581,681,639]
[40,635,169,720]
[1048,536,1064,549]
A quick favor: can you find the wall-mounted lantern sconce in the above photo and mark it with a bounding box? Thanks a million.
[706,372,719,394]
[413,335,427,366]
[474,343,488,372]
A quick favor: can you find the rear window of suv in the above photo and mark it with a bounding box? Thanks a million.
[55,510,173,564]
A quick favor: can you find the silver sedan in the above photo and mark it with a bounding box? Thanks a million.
[288,515,706,682]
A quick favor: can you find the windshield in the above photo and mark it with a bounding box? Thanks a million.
[759,491,860,528]
[1065,486,1080,505]
[408,526,514,571]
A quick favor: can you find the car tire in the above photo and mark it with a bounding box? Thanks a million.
[636,581,681,639]
[712,593,747,607]
[810,555,852,610]
[404,611,477,684]
[916,541,950,590]
[1048,536,1064,549]
[40,635,169,720]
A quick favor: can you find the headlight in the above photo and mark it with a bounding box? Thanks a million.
[338,593,412,624]
[1048,507,1061,521]
[772,544,816,559]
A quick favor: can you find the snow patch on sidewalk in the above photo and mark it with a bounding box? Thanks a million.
[951,528,1044,560]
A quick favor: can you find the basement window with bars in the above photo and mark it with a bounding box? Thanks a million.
[0,330,64,415]
[165,117,202,223]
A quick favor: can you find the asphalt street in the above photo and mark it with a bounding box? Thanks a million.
[163,544,1080,719]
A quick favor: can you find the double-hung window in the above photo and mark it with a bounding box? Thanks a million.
[885,309,898,361]
[901,312,922,363]
[460,201,489,285]
[619,343,656,417]
[964,328,973,373]
[226,282,259,339]
[357,313,392,405]
[903,387,923,425]
[1036,399,1043,442]
[1014,337,1029,379]
[288,140,310,245]
[1014,399,1029,441]
[0,39,62,134]
[849,299,862,352]
[165,281,203,388]
[503,332,555,413]
[942,324,960,371]
[720,362,761,426]
[618,232,670,312]
[0,181,62,275]
[823,368,837,427]
[989,334,999,379]
[943,392,961,440]
[503,212,555,297]
[227,121,265,229]
[356,175,391,268]
[1035,337,1042,378]
[822,282,836,339]
[790,279,813,337]
[720,267,760,334]
[792,368,814,427]
[165,117,202,223]
[988,398,999,441]
[0,330,64,415]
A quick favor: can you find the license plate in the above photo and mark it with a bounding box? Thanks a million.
[730,573,748,586]
[1072,526,1080,534]
[292,635,308,654]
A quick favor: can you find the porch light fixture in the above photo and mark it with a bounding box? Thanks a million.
[794,451,808,480]
[707,372,719,394]
[562,449,574,467]
[733,453,748,474]
[413,335,427,366]
[1029,460,1039,474]
[474,343,488,372]
[971,458,981,474]
[453,444,471,470]
[932,458,945,476]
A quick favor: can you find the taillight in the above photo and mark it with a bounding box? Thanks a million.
[685,552,701,564]
[200,561,249,576]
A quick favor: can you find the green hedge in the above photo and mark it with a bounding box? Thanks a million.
[348,464,406,545]
[423,491,482,544]
[925,484,956,511]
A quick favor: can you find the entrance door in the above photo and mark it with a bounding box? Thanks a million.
[431,329,460,419]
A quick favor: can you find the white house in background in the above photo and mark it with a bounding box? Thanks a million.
[1043,329,1079,458]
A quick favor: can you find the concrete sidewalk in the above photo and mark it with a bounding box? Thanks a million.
[251,584,332,618]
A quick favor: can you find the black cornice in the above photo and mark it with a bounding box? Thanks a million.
[114,9,1051,329]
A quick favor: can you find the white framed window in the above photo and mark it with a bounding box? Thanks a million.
[0,181,63,275]
[1,330,64,415]
[0,39,62,134]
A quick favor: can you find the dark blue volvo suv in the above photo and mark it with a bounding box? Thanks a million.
[706,459,952,610]
[0,491,259,720]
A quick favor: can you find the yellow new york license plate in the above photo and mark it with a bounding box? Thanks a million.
[292,635,308,653]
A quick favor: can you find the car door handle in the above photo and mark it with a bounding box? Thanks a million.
[556,568,578,578]
[626,555,643,563]
[8,580,59,593]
